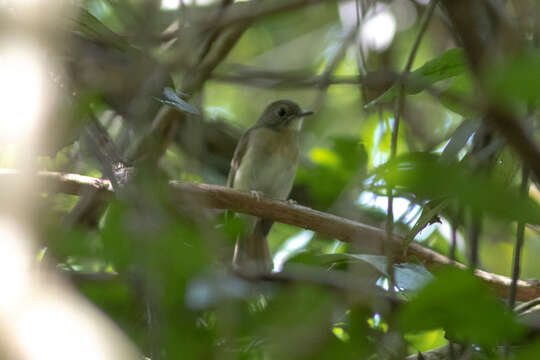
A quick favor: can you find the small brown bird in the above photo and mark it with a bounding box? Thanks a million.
[227,100,313,274]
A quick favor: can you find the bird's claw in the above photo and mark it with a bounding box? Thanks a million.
[250,190,263,201]
[286,198,297,205]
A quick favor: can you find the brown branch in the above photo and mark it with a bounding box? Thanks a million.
[2,169,538,301]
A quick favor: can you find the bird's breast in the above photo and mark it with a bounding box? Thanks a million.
[234,128,300,200]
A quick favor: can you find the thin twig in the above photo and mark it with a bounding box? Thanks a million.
[515,297,540,314]
[210,70,481,116]
[386,0,439,288]
[201,0,344,33]
[450,222,457,261]
[468,210,481,269]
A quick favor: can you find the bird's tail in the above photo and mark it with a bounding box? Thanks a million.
[232,218,273,274]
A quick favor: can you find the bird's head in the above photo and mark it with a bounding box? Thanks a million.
[257,100,313,131]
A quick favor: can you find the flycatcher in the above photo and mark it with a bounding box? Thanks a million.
[227,100,313,274]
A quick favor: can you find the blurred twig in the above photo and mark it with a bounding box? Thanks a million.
[201,0,343,32]
[211,72,368,87]
[387,0,439,291]
[3,169,539,302]
[211,69,480,116]
[509,167,530,309]
[515,297,540,314]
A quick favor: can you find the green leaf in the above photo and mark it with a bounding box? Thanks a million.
[156,87,201,115]
[440,72,478,117]
[337,254,434,292]
[375,153,540,224]
[296,136,367,209]
[344,254,389,275]
[399,268,525,346]
[485,49,540,105]
[69,9,130,52]
[514,340,540,360]
[366,48,467,108]
[405,199,449,246]
[394,263,435,292]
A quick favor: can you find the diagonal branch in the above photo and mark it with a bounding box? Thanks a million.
[1,169,538,301]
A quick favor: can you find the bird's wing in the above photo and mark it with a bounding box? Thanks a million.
[226,128,253,188]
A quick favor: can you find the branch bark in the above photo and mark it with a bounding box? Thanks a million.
[2,169,538,301]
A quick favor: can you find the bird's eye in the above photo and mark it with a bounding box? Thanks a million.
[278,107,287,117]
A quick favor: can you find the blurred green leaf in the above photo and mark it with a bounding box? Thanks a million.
[485,49,540,105]
[255,285,336,359]
[283,252,351,270]
[404,329,447,354]
[393,263,435,293]
[440,72,478,117]
[296,136,367,209]
[492,147,521,186]
[70,9,129,51]
[347,254,433,292]
[79,281,147,349]
[375,152,540,224]
[399,268,525,346]
[307,254,434,292]
[405,199,448,246]
[185,272,258,310]
[514,340,540,360]
[48,226,103,261]
[366,48,467,107]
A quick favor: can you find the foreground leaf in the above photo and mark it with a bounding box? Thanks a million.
[399,268,525,346]
[375,153,540,224]
[366,48,467,107]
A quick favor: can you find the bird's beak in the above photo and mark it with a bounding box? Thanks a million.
[299,110,314,117]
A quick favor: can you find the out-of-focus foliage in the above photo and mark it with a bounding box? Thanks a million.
[375,152,540,224]
[366,48,467,107]
[399,268,525,347]
[4,0,540,359]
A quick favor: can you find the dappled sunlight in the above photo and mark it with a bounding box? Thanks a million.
[0,218,139,360]
[0,42,46,145]
[273,230,315,271]
[0,2,140,359]
[357,191,421,224]
[162,0,216,9]
[0,219,33,312]
[361,4,396,52]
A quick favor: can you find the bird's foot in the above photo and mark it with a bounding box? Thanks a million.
[250,190,263,201]
[286,198,298,205]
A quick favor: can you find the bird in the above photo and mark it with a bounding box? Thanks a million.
[227,100,313,274]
